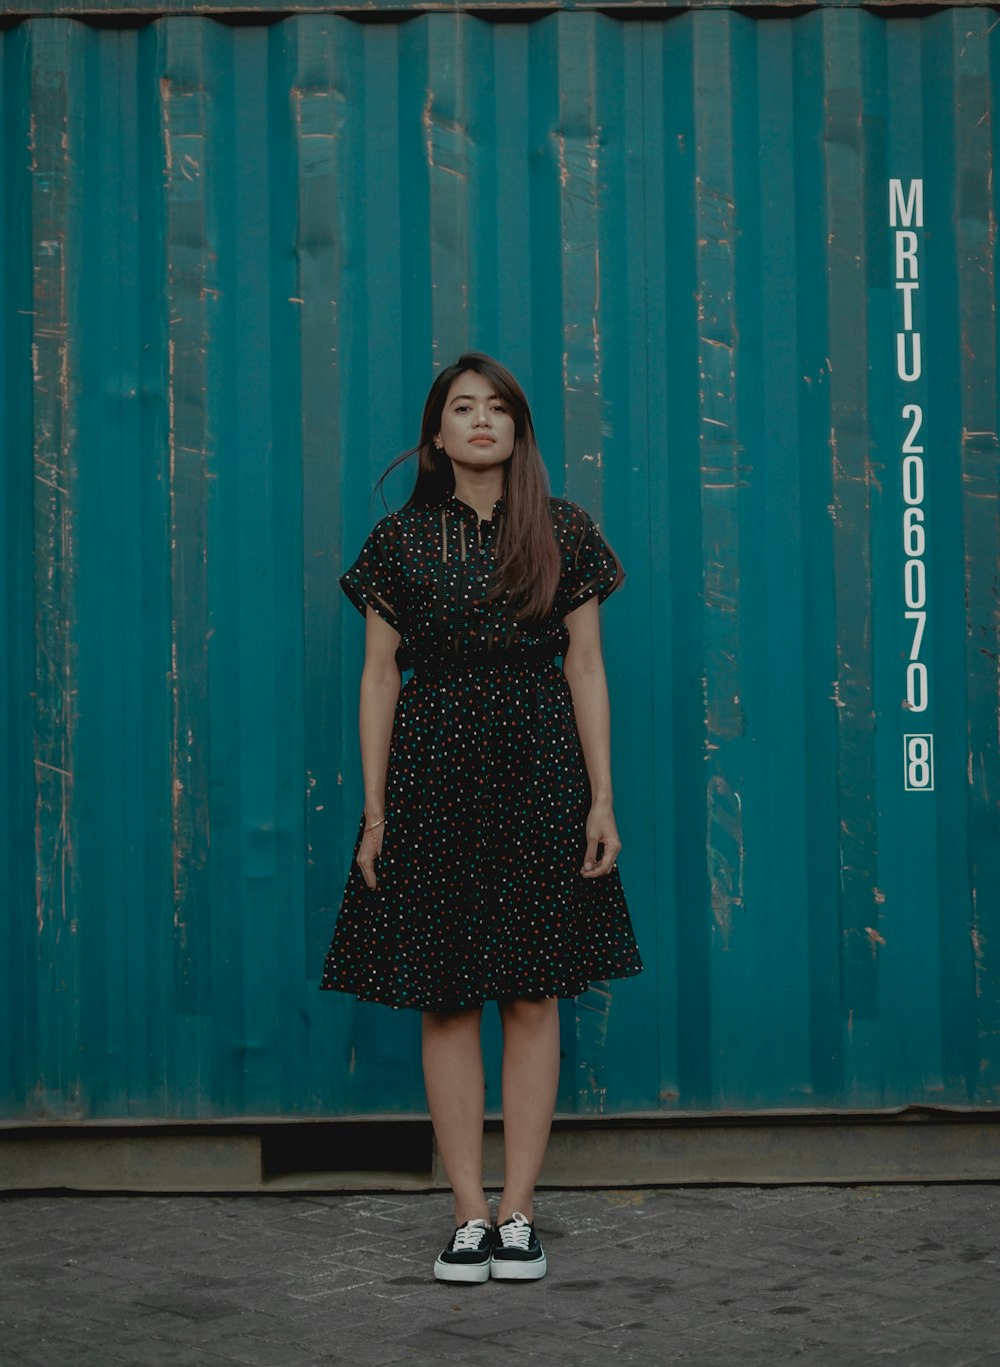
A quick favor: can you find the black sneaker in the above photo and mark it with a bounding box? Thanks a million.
[433,1217,494,1283]
[490,1211,547,1280]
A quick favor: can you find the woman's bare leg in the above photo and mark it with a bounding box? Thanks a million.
[497,996,561,1224]
[421,1007,490,1225]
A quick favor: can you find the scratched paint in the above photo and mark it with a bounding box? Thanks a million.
[555,17,607,492]
[951,18,1000,1090]
[28,27,79,1119]
[162,50,214,1018]
[573,982,613,1114]
[707,776,743,949]
[819,19,881,1031]
[3,9,999,1125]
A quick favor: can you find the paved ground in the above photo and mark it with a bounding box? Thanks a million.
[2,1184,999,1366]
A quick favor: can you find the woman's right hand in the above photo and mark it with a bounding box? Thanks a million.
[356,812,385,890]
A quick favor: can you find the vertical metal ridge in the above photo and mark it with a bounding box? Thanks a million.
[1,20,37,1116]
[690,9,745,900]
[161,23,214,1019]
[29,19,82,1116]
[686,10,748,1110]
[818,11,880,1031]
[641,14,691,1113]
[556,11,606,517]
[948,9,1000,1086]
[420,14,472,363]
[292,19,347,1010]
[750,16,818,1101]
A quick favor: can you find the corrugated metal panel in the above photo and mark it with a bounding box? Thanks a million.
[2,8,997,1122]
[2,0,981,16]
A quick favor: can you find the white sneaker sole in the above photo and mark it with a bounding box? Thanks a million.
[433,1257,491,1283]
[490,1253,548,1280]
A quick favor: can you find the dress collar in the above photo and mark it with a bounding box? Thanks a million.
[445,490,507,520]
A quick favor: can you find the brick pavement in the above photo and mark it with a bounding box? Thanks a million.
[2,1184,999,1366]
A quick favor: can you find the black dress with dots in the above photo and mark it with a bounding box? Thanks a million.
[318,488,644,1012]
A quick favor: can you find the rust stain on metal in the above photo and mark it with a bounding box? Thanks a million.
[864,926,886,955]
[422,88,468,180]
[695,175,735,211]
[864,450,884,495]
[556,131,568,190]
[160,77,173,162]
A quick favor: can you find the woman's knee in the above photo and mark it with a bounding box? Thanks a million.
[422,1005,483,1033]
[498,996,559,1027]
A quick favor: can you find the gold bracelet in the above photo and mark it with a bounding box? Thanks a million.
[365,816,386,833]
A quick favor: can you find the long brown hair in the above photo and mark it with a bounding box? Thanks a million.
[373,352,562,624]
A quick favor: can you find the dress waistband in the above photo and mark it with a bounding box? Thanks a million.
[409,640,561,678]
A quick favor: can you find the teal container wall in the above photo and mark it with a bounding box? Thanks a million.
[5,0,974,15]
[2,9,998,1122]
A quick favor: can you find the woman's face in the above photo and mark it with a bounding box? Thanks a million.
[435,370,516,474]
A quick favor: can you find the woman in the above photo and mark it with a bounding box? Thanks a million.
[319,352,643,1283]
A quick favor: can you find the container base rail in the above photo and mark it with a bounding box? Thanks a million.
[1,1110,998,1193]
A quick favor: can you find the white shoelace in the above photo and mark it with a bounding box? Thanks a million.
[497,1212,533,1250]
[452,1219,490,1251]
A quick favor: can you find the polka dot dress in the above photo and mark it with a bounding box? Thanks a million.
[318,489,644,1012]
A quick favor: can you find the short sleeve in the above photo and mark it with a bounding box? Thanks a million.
[561,506,626,612]
[339,515,405,633]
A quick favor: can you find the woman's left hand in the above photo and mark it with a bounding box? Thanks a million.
[580,800,621,877]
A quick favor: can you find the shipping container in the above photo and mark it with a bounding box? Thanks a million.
[2,5,998,1134]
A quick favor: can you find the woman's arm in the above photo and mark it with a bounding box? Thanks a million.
[356,608,402,888]
[562,595,621,877]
